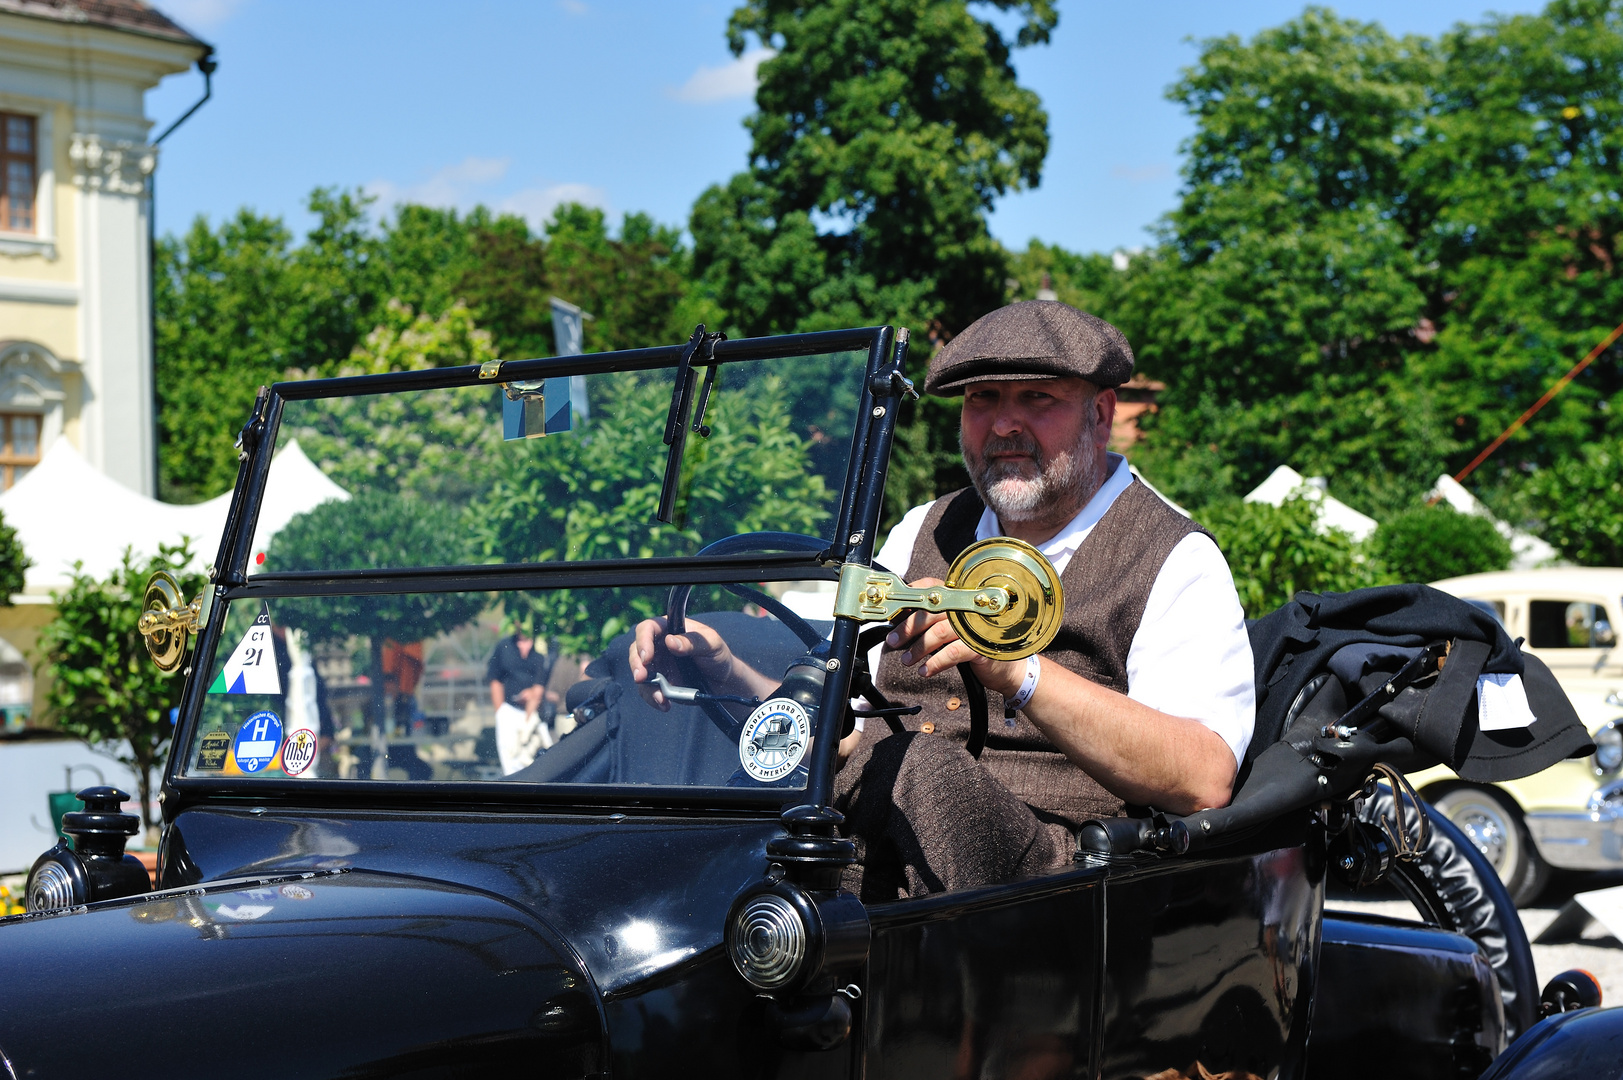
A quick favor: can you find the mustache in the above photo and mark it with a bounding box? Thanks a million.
[976,433,1042,464]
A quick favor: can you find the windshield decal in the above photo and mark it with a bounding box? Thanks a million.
[738,699,810,783]
[208,602,281,695]
[233,711,284,774]
[196,729,231,770]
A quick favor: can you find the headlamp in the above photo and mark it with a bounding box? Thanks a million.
[1593,719,1623,775]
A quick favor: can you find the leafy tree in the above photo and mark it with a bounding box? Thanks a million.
[1522,437,1623,564]
[1201,494,1370,618]
[0,508,30,603]
[1367,504,1513,583]
[266,493,484,753]
[39,543,206,833]
[470,370,832,655]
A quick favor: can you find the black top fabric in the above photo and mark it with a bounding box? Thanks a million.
[485,634,551,707]
[1246,584,1591,783]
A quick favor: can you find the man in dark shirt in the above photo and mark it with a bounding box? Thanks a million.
[486,616,553,773]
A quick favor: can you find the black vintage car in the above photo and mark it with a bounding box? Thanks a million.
[3,325,1620,1079]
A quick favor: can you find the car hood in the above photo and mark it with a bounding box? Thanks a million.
[159,806,782,996]
[0,869,602,1080]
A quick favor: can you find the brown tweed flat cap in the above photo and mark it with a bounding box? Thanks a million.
[924,300,1135,394]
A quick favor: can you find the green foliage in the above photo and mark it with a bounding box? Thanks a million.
[1104,2,1623,522]
[39,543,207,830]
[0,508,30,603]
[285,300,502,503]
[1201,495,1370,618]
[1523,437,1623,565]
[1367,504,1514,583]
[470,372,832,655]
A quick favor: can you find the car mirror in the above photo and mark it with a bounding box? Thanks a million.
[1595,620,1617,649]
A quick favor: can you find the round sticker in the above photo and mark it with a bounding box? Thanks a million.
[233,710,284,774]
[738,698,811,783]
[282,728,317,776]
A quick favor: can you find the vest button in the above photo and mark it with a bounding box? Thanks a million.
[946,697,961,711]
[920,721,936,734]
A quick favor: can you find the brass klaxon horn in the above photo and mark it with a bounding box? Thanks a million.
[833,537,1062,661]
[136,571,206,674]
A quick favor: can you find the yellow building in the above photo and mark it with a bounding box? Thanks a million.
[0,0,209,497]
[0,0,210,725]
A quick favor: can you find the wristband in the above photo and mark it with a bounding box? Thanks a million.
[1003,655,1042,725]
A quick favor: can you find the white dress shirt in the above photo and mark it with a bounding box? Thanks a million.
[871,453,1256,768]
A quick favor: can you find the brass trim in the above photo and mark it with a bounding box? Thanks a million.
[834,563,1010,623]
[138,571,203,674]
[477,360,503,380]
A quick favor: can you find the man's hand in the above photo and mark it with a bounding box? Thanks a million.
[885,577,1025,698]
[629,616,741,711]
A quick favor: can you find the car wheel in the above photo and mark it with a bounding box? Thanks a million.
[1431,785,1550,907]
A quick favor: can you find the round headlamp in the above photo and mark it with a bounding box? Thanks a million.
[1594,720,1623,775]
[728,892,808,990]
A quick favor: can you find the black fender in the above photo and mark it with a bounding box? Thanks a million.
[1479,1006,1623,1079]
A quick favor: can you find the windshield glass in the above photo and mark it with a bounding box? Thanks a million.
[260,351,866,571]
[179,582,838,791]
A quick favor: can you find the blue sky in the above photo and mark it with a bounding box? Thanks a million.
[147,0,1543,257]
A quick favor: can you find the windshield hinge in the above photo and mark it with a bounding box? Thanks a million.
[478,360,503,380]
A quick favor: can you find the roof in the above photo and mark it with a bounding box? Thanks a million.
[1431,567,1623,600]
[0,438,347,594]
[1244,464,1378,542]
[0,0,207,48]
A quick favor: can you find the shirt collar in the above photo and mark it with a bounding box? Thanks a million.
[975,452,1132,564]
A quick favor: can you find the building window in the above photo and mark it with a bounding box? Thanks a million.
[1,113,37,234]
[0,413,40,489]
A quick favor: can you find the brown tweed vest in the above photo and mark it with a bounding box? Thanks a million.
[872,476,1207,825]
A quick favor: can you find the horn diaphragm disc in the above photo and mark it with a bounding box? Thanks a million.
[944,538,1063,662]
[142,571,187,674]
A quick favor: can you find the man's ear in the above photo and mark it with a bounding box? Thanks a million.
[1092,389,1117,450]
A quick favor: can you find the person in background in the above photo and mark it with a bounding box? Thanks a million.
[486,614,553,774]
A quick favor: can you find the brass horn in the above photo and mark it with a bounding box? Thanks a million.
[832,537,1062,662]
[137,571,205,674]
[943,538,1063,662]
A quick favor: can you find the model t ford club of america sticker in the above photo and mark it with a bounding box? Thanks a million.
[233,711,283,774]
[739,698,810,783]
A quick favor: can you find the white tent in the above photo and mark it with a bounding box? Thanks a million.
[0,439,348,595]
[1244,464,1378,542]
[1427,474,1560,570]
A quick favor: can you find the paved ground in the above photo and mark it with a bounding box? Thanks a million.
[1330,869,1623,1005]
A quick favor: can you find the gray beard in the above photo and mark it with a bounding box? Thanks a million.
[962,430,1100,527]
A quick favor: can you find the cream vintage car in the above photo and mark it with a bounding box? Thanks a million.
[1410,568,1623,904]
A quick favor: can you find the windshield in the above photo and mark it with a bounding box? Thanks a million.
[173,330,896,803]
[179,582,837,791]
[260,350,866,571]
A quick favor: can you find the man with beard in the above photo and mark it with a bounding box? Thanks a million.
[631,302,1254,899]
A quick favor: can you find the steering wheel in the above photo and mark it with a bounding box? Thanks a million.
[665,532,830,649]
[662,533,831,737]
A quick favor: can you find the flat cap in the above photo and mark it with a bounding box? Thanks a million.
[924,300,1135,394]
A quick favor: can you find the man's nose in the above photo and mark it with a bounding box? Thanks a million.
[990,403,1025,437]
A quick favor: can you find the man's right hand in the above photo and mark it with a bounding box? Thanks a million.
[629,616,738,711]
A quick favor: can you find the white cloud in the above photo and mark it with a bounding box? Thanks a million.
[670,47,775,104]
[158,0,248,30]
[367,158,608,230]
[365,156,511,210]
[557,0,588,13]
[498,183,610,227]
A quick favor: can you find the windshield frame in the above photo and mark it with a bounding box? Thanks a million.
[164,325,907,817]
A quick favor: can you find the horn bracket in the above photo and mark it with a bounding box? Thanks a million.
[833,538,1062,662]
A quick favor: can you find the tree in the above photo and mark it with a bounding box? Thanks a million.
[1367,504,1514,583]
[39,543,206,833]
[266,493,485,766]
[0,508,30,603]
[1522,437,1623,565]
[1200,494,1370,618]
